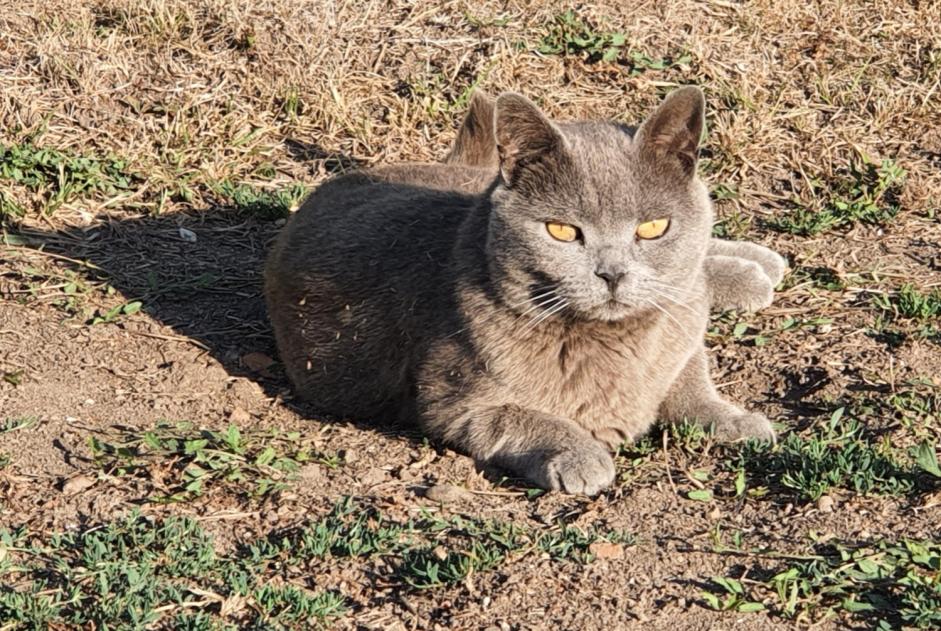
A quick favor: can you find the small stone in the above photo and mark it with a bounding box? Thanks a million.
[227,407,251,424]
[424,484,472,504]
[588,541,624,560]
[817,495,835,513]
[432,545,448,561]
[241,352,274,372]
[61,474,96,495]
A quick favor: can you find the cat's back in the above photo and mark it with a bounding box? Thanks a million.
[264,164,484,419]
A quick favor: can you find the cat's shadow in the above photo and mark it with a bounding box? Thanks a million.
[8,156,433,443]
[14,206,311,413]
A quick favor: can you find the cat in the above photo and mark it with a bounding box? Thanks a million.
[265,87,776,495]
[446,90,787,312]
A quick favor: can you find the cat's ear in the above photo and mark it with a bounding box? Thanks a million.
[446,90,499,167]
[635,86,705,175]
[494,93,569,190]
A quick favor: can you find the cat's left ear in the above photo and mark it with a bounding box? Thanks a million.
[635,86,705,175]
[494,92,571,191]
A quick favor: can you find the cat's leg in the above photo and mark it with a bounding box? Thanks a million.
[426,402,615,495]
[708,238,787,286]
[704,254,775,312]
[659,347,775,442]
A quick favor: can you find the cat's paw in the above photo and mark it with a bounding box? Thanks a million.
[712,412,776,443]
[728,260,775,311]
[759,249,787,287]
[534,441,615,496]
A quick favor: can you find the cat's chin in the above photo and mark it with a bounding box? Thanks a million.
[584,299,644,323]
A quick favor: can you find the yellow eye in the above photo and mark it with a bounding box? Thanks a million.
[636,218,670,240]
[546,222,580,242]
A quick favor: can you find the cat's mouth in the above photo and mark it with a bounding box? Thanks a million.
[587,297,638,322]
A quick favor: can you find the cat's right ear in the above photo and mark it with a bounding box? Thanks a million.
[494,93,570,191]
[635,86,705,176]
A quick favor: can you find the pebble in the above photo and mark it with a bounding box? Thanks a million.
[424,484,473,504]
[817,495,835,513]
[61,474,96,495]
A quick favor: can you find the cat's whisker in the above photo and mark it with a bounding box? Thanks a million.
[648,281,704,300]
[507,288,558,309]
[521,299,569,334]
[648,289,699,315]
[643,298,695,343]
[516,296,566,325]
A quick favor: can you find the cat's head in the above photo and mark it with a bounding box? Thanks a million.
[483,87,714,323]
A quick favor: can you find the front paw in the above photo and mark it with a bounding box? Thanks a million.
[711,412,776,443]
[762,250,787,287]
[731,261,775,311]
[532,440,615,496]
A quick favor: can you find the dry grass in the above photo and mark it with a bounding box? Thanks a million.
[1,0,938,223]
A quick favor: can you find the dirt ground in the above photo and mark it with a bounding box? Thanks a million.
[1,1,940,629]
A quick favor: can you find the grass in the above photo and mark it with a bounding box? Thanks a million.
[0,142,136,217]
[0,511,346,629]
[210,180,308,220]
[736,408,939,502]
[768,159,906,236]
[535,9,690,70]
[702,538,941,628]
[89,421,340,502]
[872,284,941,322]
[0,497,635,627]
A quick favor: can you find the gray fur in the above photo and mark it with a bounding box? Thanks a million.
[446,90,787,313]
[265,87,776,495]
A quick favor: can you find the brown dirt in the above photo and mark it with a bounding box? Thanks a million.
[1,0,939,629]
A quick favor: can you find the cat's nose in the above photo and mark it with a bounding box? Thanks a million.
[595,269,625,292]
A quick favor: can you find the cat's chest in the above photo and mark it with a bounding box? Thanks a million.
[485,313,700,442]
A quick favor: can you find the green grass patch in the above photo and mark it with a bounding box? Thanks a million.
[703,539,941,628]
[0,512,346,630]
[398,512,633,589]
[210,180,308,220]
[0,142,136,216]
[872,284,941,322]
[737,408,939,502]
[768,159,905,236]
[535,10,690,70]
[89,421,341,502]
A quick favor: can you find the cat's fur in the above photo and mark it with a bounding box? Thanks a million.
[446,91,786,312]
[265,87,776,495]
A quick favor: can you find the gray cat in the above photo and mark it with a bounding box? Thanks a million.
[265,87,777,495]
[446,91,786,312]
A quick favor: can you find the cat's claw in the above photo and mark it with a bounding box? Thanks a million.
[536,441,615,495]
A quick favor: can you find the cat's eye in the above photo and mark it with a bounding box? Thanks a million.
[546,222,580,242]
[635,218,671,240]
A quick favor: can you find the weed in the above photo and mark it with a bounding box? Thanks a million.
[89,299,142,325]
[0,417,35,433]
[780,265,846,292]
[536,10,690,70]
[769,159,905,236]
[700,576,766,613]
[211,180,308,220]
[708,539,941,628]
[89,421,339,501]
[0,142,135,215]
[872,284,941,321]
[737,408,935,502]
[0,512,346,629]
[247,497,405,565]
